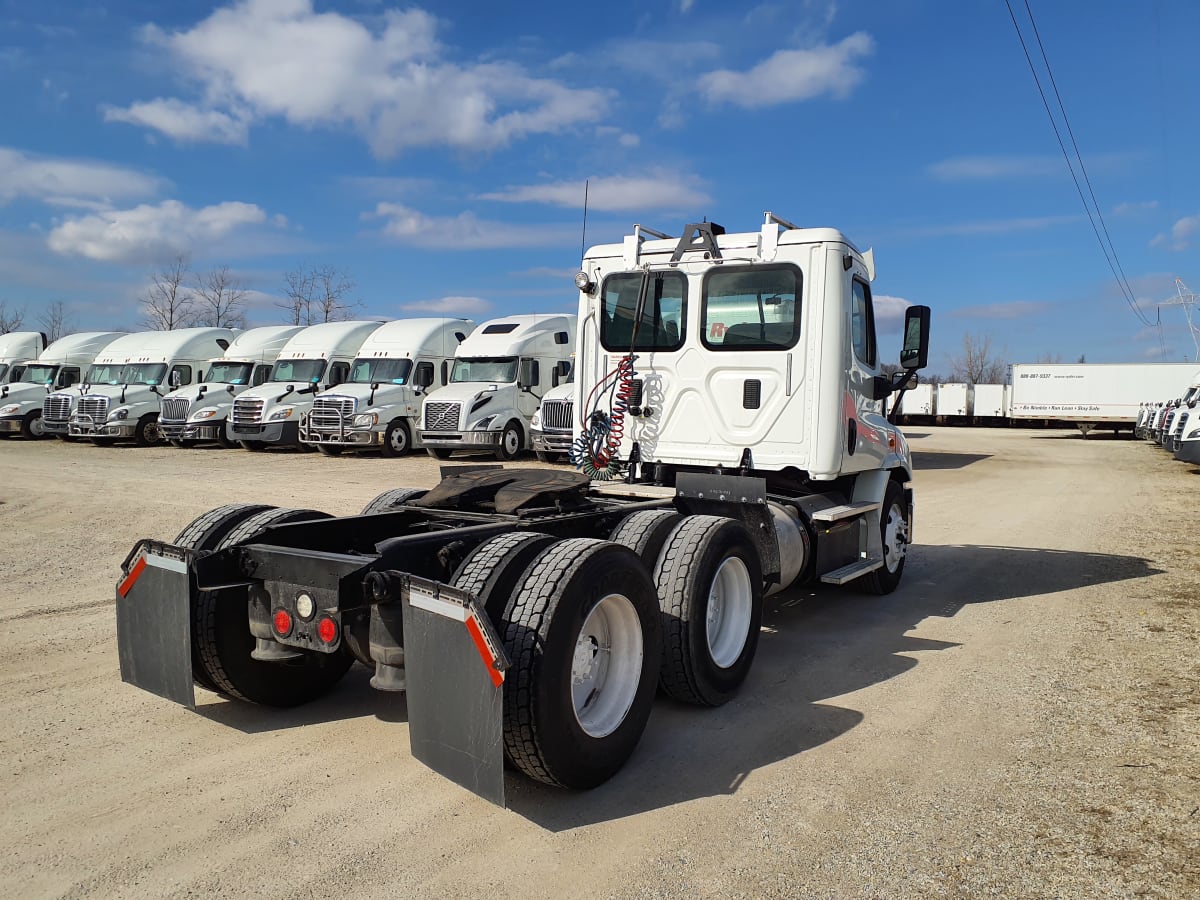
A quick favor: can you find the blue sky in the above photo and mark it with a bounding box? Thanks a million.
[1,0,1198,370]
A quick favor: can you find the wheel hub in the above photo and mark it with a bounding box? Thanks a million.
[706,556,753,669]
[883,503,909,572]
[570,593,643,738]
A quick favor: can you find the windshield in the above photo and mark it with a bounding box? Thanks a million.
[17,364,59,385]
[271,358,326,383]
[123,362,167,385]
[85,363,126,385]
[350,358,412,385]
[451,357,518,384]
[204,361,254,385]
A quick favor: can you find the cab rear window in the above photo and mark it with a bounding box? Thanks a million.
[702,265,801,351]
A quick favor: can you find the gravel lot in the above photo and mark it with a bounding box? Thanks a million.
[1,428,1196,898]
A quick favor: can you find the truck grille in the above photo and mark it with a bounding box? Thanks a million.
[232,397,265,425]
[540,399,573,431]
[77,396,108,421]
[161,397,191,423]
[310,396,356,430]
[424,401,462,432]
[44,395,72,423]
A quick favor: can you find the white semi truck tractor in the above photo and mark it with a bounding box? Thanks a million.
[300,318,474,457]
[418,313,577,460]
[115,214,931,806]
[0,332,47,384]
[0,332,126,439]
[529,371,575,463]
[227,320,384,450]
[159,325,306,448]
[64,328,234,446]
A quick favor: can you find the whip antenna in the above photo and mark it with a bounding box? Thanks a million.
[580,179,589,261]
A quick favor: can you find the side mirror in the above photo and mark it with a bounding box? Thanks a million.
[413,366,434,389]
[168,370,182,388]
[870,375,891,401]
[518,359,539,391]
[900,305,931,370]
[891,370,918,390]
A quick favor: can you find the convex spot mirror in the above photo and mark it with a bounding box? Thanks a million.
[900,305,931,370]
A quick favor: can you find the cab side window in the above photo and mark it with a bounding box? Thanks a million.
[851,279,877,368]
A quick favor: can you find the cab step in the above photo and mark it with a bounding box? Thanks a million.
[810,501,880,523]
[820,557,883,585]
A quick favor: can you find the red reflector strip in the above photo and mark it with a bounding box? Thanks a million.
[117,555,148,598]
[464,613,504,688]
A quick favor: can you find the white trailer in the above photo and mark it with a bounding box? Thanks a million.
[0,332,126,438]
[300,318,474,457]
[159,325,307,448]
[1009,363,1199,435]
[418,314,576,460]
[60,328,235,445]
[972,383,1006,419]
[227,321,384,449]
[897,382,934,418]
[0,332,47,384]
[936,382,971,418]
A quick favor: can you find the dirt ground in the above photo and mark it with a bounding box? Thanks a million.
[0,428,1196,899]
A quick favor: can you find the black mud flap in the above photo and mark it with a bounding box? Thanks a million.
[115,540,196,708]
[400,577,508,807]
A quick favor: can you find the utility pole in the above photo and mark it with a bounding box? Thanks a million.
[1157,278,1199,362]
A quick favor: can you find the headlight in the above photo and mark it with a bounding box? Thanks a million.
[191,407,219,420]
[267,407,294,422]
[1187,427,1200,440]
[353,413,378,427]
[530,410,542,428]
[0,404,18,416]
[473,415,496,431]
[111,407,130,421]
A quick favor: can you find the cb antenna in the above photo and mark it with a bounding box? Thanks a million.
[580,179,589,261]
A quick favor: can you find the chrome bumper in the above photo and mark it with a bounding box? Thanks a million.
[531,429,572,452]
[160,422,224,441]
[419,430,500,447]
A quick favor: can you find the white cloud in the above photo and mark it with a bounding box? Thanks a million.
[679,0,696,12]
[874,294,911,333]
[927,156,1062,180]
[1113,200,1158,216]
[903,214,1081,238]
[0,147,165,208]
[104,0,609,157]
[1151,214,1199,252]
[479,171,711,212]
[370,202,571,249]
[401,296,491,315]
[47,199,269,263]
[949,301,1049,319]
[698,32,873,108]
[103,99,250,145]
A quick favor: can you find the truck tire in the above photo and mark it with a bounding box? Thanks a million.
[427,447,453,460]
[173,503,274,694]
[499,538,661,788]
[610,509,683,567]
[451,531,559,622]
[193,506,353,706]
[134,414,163,447]
[360,487,427,515]
[20,410,47,439]
[494,420,523,461]
[864,480,908,595]
[380,419,411,457]
[317,444,343,456]
[653,515,764,707]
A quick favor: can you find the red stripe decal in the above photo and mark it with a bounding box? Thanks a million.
[464,614,503,688]
[117,555,148,598]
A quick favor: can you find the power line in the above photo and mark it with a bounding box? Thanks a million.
[1003,0,1157,330]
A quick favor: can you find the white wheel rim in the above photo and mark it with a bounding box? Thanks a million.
[389,427,406,452]
[30,415,45,437]
[882,501,908,573]
[706,556,753,668]
[571,593,643,738]
[504,428,519,455]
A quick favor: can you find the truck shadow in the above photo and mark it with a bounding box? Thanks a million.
[505,543,1160,829]
[911,450,991,469]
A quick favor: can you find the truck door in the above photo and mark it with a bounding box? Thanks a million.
[840,273,889,474]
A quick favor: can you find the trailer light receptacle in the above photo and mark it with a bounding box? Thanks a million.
[273,608,294,637]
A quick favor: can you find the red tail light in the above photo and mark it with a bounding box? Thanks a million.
[317,616,338,644]
[273,609,293,637]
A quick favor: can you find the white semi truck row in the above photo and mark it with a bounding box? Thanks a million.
[114,213,934,805]
[1136,370,1200,464]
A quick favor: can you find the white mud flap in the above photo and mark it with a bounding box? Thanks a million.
[115,541,196,708]
[401,577,509,807]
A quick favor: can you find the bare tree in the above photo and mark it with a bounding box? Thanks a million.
[0,300,26,332]
[140,256,196,330]
[1036,352,1062,364]
[950,332,1008,384]
[38,301,75,341]
[193,266,248,328]
[276,262,361,326]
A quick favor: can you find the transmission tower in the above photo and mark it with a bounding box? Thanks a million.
[1157,278,1200,361]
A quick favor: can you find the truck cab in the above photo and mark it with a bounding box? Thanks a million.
[418,314,577,460]
[0,332,126,439]
[300,318,473,457]
[0,332,47,385]
[529,362,575,462]
[64,328,234,445]
[159,325,306,448]
[228,320,384,450]
[1167,373,1200,454]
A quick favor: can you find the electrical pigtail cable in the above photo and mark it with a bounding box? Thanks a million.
[570,269,649,480]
